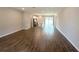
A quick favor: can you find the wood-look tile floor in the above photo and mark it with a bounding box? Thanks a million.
[0,27,77,52]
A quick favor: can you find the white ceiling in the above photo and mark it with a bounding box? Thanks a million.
[14,7,64,15]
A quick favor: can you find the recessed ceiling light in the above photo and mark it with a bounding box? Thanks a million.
[22,8,24,10]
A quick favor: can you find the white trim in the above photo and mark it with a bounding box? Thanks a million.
[24,26,31,30]
[0,28,23,38]
[0,26,31,38]
[56,26,79,51]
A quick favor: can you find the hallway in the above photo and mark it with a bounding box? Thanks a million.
[0,27,77,52]
[0,7,78,52]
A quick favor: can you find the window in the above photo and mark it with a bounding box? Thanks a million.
[43,16,54,34]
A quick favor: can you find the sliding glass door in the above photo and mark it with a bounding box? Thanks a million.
[42,16,54,34]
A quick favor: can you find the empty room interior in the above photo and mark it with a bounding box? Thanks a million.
[0,7,79,52]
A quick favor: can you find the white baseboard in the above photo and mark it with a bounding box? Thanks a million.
[0,26,31,38]
[24,26,31,30]
[56,26,79,51]
[0,28,23,38]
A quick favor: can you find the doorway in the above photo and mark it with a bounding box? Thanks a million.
[32,15,38,27]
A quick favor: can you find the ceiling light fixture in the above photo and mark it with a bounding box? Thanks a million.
[22,8,24,10]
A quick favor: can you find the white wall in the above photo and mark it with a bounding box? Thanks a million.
[23,12,32,30]
[0,8,23,38]
[23,13,47,29]
[57,7,79,51]
[53,15,58,27]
